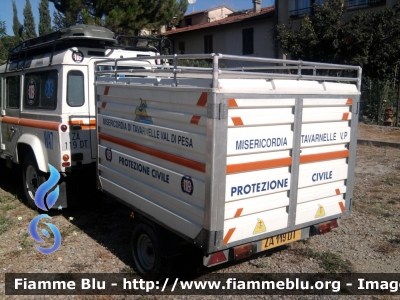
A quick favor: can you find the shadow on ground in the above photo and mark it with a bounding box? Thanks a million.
[0,160,285,281]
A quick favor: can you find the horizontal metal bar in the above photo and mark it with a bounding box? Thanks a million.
[219,70,359,82]
[217,54,360,70]
[157,65,214,72]
[224,66,356,71]
[96,53,359,71]
[95,69,358,81]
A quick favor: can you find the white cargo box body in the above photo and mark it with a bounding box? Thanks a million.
[95,54,361,259]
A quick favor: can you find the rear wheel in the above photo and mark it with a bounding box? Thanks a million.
[131,222,172,280]
[22,154,46,209]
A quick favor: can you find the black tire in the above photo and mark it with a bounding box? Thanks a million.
[131,222,172,280]
[22,154,46,209]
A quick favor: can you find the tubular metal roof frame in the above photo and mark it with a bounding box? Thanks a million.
[94,53,363,91]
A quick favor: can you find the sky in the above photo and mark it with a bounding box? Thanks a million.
[0,0,275,36]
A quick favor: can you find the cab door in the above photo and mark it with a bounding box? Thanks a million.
[1,75,21,160]
[61,65,94,166]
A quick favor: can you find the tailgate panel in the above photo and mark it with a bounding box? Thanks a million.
[223,93,355,246]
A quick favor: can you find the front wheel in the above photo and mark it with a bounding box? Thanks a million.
[22,154,46,209]
[131,222,172,280]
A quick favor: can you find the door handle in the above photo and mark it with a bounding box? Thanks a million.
[10,127,16,132]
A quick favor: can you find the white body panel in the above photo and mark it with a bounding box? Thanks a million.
[97,84,208,239]
[94,54,360,253]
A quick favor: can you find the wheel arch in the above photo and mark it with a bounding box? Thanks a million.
[17,134,49,173]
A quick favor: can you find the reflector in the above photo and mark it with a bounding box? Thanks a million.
[233,243,253,261]
[207,251,227,266]
[317,219,339,234]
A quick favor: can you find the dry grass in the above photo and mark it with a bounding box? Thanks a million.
[373,242,397,254]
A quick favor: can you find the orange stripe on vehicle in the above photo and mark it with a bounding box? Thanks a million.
[104,86,110,95]
[234,208,243,218]
[190,115,201,125]
[101,102,107,109]
[228,98,238,107]
[68,120,96,125]
[223,228,236,245]
[99,133,206,173]
[80,125,96,130]
[300,150,349,164]
[196,92,207,106]
[231,117,244,126]
[2,117,60,131]
[20,119,60,131]
[335,188,341,195]
[338,202,345,213]
[346,98,353,105]
[342,112,349,120]
[1,116,19,125]
[227,157,292,174]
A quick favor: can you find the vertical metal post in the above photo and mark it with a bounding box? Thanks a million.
[298,60,302,80]
[173,54,178,86]
[357,67,363,93]
[345,94,360,213]
[204,93,227,252]
[114,58,118,82]
[212,54,219,89]
[49,32,60,66]
[287,98,303,227]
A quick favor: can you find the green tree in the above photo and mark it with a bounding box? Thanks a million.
[23,0,37,38]
[12,1,23,40]
[341,6,400,79]
[277,0,345,63]
[277,0,400,79]
[39,0,52,35]
[51,0,83,30]
[276,1,400,125]
[0,21,18,64]
[50,0,188,34]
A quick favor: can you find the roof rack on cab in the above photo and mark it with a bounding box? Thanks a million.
[114,35,171,55]
[8,25,116,66]
[7,25,172,69]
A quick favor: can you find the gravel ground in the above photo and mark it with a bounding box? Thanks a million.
[1,124,400,299]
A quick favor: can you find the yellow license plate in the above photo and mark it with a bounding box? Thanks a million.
[261,230,302,251]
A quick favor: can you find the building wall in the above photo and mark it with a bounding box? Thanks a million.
[208,7,235,22]
[167,17,275,68]
[179,7,235,27]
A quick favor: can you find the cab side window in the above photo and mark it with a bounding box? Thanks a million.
[24,70,58,110]
[6,76,20,108]
[67,71,84,107]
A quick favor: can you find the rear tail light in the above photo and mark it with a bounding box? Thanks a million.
[61,124,68,132]
[207,251,227,267]
[62,154,70,167]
